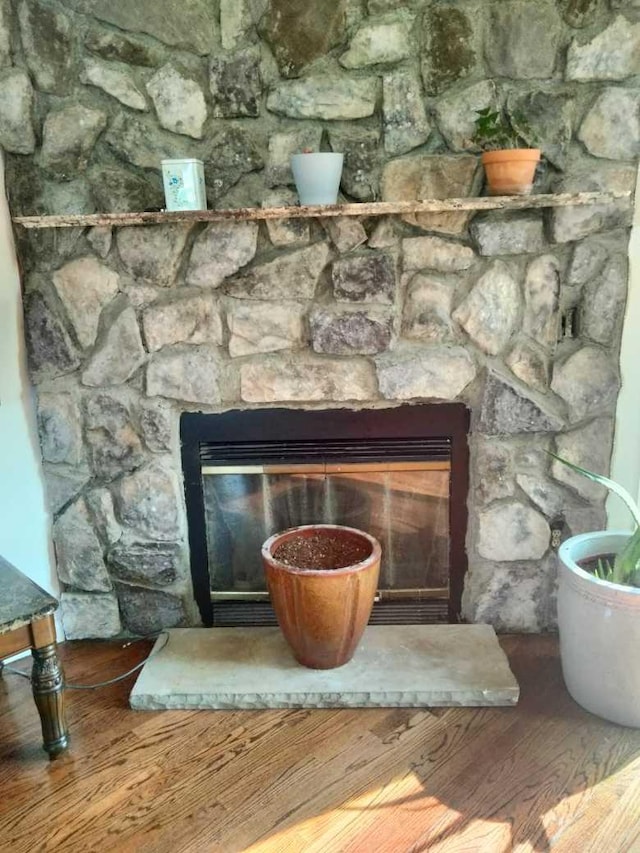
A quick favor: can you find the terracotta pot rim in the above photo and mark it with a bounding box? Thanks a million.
[262,523,382,576]
[481,148,541,164]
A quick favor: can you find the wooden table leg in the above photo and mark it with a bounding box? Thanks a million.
[30,616,68,758]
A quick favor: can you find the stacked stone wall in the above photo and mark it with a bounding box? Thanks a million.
[1,0,638,636]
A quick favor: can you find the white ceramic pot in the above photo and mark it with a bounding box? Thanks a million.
[558,530,640,727]
[290,152,343,205]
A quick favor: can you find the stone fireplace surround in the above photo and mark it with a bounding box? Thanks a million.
[3,0,638,638]
[21,201,632,639]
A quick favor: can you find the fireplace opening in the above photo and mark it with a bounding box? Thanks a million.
[181,404,469,627]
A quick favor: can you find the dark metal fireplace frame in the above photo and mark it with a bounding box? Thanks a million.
[180,403,470,627]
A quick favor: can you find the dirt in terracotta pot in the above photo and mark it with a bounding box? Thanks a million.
[273,533,371,570]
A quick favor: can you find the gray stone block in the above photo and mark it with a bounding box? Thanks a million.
[61,592,121,640]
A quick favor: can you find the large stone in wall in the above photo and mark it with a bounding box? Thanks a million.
[581,256,627,346]
[323,217,368,253]
[18,1,74,93]
[558,0,603,28]
[507,91,573,171]
[60,592,121,640]
[138,400,174,454]
[261,0,346,78]
[478,372,564,434]
[226,242,329,301]
[551,346,620,422]
[86,487,122,545]
[265,128,323,187]
[453,261,520,356]
[82,296,146,386]
[381,154,482,236]
[115,584,187,634]
[421,5,478,95]
[506,341,550,393]
[113,460,181,541]
[106,113,190,170]
[228,301,306,357]
[40,105,107,179]
[522,256,560,349]
[0,69,35,155]
[434,80,494,153]
[82,58,147,111]
[117,224,192,287]
[578,88,640,160]
[382,68,431,156]
[210,48,261,119]
[566,16,640,80]
[37,392,83,466]
[53,498,111,592]
[147,64,207,138]
[58,0,217,55]
[267,75,379,120]
[340,12,413,68]
[568,241,608,286]
[52,256,119,350]
[240,356,377,402]
[473,439,516,505]
[186,222,258,288]
[310,307,392,355]
[375,346,476,400]
[515,470,570,519]
[470,214,545,257]
[89,166,164,214]
[402,274,455,343]
[477,501,550,562]
[328,127,381,201]
[23,290,81,381]
[221,0,268,50]
[84,393,145,480]
[262,191,311,247]
[332,252,396,304]
[0,0,11,68]
[108,541,182,586]
[43,465,90,516]
[204,126,264,202]
[402,236,475,274]
[485,0,561,79]
[550,165,635,243]
[146,345,222,404]
[552,418,614,502]
[465,560,552,632]
[84,27,164,67]
[143,293,223,352]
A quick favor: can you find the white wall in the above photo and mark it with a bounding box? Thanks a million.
[0,153,58,601]
[609,166,640,529]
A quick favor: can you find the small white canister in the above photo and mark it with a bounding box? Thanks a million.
[161,159,207,211]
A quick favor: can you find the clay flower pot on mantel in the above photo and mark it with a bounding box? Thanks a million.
[262,524,381,670]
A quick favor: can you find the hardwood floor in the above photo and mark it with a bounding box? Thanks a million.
[1,635,640,852]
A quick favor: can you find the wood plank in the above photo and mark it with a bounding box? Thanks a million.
[12,191,631,230]
[1,636,640,853]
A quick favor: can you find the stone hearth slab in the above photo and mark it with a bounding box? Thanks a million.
[129,625,519,710]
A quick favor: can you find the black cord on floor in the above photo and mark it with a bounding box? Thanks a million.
[3,631,169,690]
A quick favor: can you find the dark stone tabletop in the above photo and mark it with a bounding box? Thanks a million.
[0,555,58,635]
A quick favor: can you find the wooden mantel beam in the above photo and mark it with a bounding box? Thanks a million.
[11,191,631,230]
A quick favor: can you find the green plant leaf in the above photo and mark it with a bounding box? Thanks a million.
[548,452,640,528]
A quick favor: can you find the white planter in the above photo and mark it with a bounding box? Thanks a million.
[290,153,343,205]
[558,530,640,726]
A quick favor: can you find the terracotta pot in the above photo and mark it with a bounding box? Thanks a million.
[262,524,381,669]
[481,149,541,196]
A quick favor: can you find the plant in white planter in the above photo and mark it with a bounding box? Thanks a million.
[552,454,640,727]
[290,148,344,206]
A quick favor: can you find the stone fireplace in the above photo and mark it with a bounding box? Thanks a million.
[1,0,637,638]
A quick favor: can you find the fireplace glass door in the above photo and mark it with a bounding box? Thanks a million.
[202,461,450,621]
